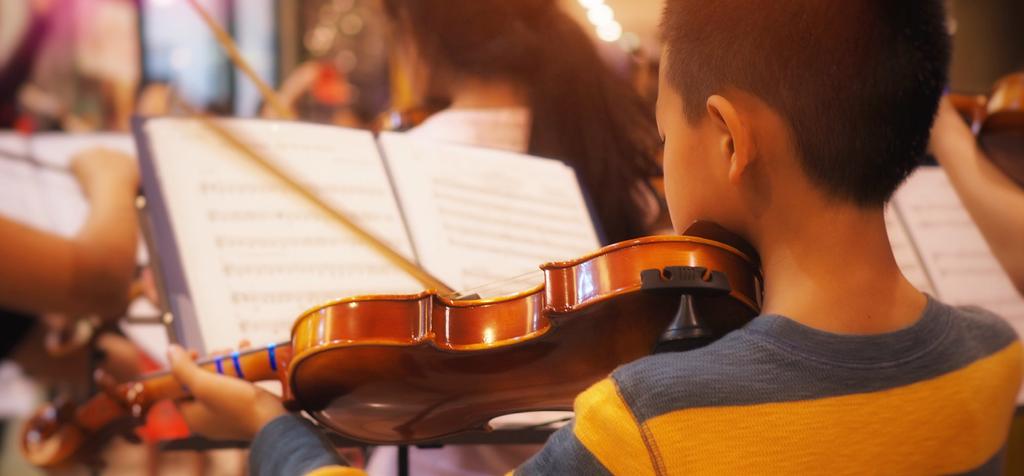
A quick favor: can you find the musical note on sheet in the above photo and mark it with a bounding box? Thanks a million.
[379,132,601,295]
[144,119,423,350]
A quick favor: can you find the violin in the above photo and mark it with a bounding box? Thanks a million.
[948,72,1024,186]
[21,223,762,468]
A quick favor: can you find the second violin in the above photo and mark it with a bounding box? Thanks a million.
[949,72,1024,186]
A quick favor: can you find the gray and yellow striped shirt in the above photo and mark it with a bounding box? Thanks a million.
[251,296,1021,475]
[517,296,1021,475]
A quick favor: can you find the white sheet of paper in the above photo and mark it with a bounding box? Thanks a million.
[0,132,164,363]
[120,320,170,367]
[0,133,49,230]
[144,119,423,351]
[885,203,936,295]
[0,132,138,241]
[29,133,136,237]
[892,168,1024,333]
[893,168,1024,405]
[378,132,601,295]
[29,132,135,168]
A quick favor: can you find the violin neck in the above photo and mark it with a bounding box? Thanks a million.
[115,342,293,414]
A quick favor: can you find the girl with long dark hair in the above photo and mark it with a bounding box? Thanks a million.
[367,1,662,473]
[383,0,662,244]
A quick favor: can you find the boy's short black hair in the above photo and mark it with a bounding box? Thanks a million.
[661,1,951,206]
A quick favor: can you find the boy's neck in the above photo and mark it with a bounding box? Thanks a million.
[754,204,927,335]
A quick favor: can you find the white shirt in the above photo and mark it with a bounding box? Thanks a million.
[406,107,531,154]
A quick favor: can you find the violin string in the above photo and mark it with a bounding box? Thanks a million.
[453,269,545,298]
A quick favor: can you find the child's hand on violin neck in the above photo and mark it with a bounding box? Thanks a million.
[167,343,287,441]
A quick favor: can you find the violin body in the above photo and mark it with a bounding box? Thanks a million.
[22,226,762,466]
[949,72,1024,186]
[289,233,761,443]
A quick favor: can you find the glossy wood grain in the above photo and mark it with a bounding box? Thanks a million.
[288,234,761,443]
[23,227,763,463]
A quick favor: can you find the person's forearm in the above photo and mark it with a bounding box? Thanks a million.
[931,103,1024,293]
[70,184,139,315]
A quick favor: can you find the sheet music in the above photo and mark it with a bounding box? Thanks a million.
[379,132,601,295]
[0,133,163,362]
[0,133,49,230]
[29,133,136,238]
[892,167,1024,336]
[144,119,423,351]
[0,133,136,238]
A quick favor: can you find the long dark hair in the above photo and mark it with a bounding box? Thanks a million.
[383,0,661,242]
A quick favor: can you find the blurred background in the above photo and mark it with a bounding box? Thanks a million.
[2,0,1020,134]
[0,1,1023,474]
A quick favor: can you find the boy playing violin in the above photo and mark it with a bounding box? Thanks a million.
[168,0,1022,474]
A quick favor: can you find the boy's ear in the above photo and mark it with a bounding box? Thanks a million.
[706,95,756,184]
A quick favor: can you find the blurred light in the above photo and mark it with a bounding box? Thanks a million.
[596,21,622,42]
[337,50,358,73]
[620,31,640,50]
[340,13,364,36]
[577,0,634,50]
[339,13,364,35]
[587,4,614,26]
[305,25,336,55]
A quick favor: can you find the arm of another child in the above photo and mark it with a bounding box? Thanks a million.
[0,148,139,317]
[930,97,1024,294]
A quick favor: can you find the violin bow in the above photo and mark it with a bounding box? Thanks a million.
[179,1,452,292]
[173,99,454,293]
[184,0,294,120]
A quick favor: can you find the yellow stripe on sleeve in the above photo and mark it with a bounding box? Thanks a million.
[305,466,368,476]
[645,341,1023,475]
[573,378,659,475]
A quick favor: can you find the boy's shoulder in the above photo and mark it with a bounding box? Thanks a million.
[608,327,796,422]
[610,298,1020,423]
[944,302,1019,347]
